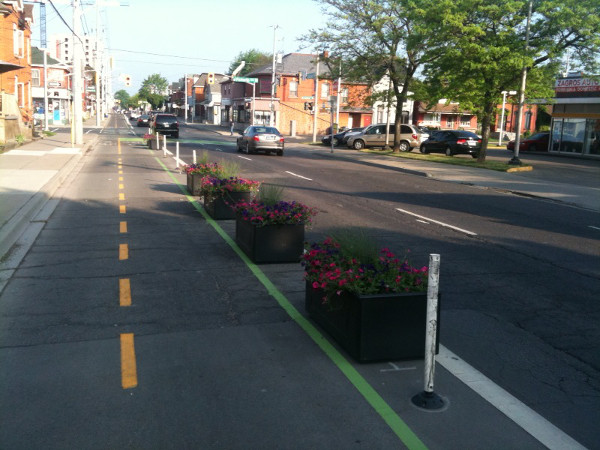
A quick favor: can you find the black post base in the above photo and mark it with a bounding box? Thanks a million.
[411,391,445,410]
[508,156,522,165]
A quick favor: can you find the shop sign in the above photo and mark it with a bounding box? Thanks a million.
[555,77,600,93]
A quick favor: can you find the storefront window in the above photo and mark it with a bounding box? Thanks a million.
[586,118,600,155]
[561,118,585,153]
[254,111,272,125]
[551,119,562,151]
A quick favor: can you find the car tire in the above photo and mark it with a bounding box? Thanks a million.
[420,144,428,154]
[445,146,453,156]
[352,139,365,150]
[277,150,283,156]
[399,141,411,152]
[471,154,478,159]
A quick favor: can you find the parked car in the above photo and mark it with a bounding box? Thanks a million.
[129,111,140,120]
[236,126,284,156]
[321,127,365,146]
[346,124,421,151]
[507,132,550,152]
[151,113,179,138]
[420,130,481,158]
[417,126,431,143]
[137,114,150,127]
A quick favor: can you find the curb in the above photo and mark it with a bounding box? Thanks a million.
[0,137,97,259]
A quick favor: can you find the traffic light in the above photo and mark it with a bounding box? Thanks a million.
[124,75,131,86]
[304,102,308,110]
[308,102,313,111]
[207,73,215,84]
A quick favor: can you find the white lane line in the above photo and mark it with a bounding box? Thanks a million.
[51,128,59,132]
[238,156,252,161]
[85,129,93,134]
[438,346,586,450]
[589,225,600,231]
[285,171,313,181]
[396,208,477,236]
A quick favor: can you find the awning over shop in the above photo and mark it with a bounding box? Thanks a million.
[0,60,24,74]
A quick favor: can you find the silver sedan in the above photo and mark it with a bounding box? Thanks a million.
[236,126,284,156]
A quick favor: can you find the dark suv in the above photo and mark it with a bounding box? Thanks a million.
[151,114,179,138]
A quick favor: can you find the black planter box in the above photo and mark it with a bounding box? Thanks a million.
[187,173,204,196]
[148,138,159,150]
[305,284,440,362]
[203,192,253,220]
[236,219,304,263]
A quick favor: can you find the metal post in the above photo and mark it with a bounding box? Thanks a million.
[509,0,533,166]
[270,25,278,127]
[43,48,49,131]
[184,74,188,123]
[95,0,101,127]
[498,91,507,146]
[312,52,320,143]
[72,0,83,145]
[176,141,180,169]
[156,132,159,152]
[330,97,335,153]
[252,82,256,126]
[336,59,341,128]
[411,254,445,410]
[193,150,197,165]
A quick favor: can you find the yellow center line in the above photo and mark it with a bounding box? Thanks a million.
[119,193,125,201]
[119,278,132,307]
[120,205,126,214]
[118,165,122,170]
[119,183,124,190]
[119,243,129,260]
[120,333,137,389]
[119,176,123,181]
[119,170,123,175]
[120,221,127,233]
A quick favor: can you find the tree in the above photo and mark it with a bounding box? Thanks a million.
[421,0,600,162]
[228,49,272,76]
[114,89,130,108]
[303,0,444,152]
[140,73,168,95]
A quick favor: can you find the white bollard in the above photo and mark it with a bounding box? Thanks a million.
[163,134,167,151]
[193,150,197,165]
[176,141,180,169]
[411,253,444,410]
[155,132,159,151]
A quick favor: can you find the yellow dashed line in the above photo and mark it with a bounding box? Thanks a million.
[120,205,126,214]
[120,333,137,389]
[119,193,125,201]
[119,170,123,175]
[119,176,123,181]
[119,278,131,307]
[119,243,129,260]
[120,221,127,233]
[119,183,124,190]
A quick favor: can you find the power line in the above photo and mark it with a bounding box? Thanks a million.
[107,48,231,63]
[47,0,84,45]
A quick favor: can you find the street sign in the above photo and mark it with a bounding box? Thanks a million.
[301,96,314,100]
[233,77,258,83]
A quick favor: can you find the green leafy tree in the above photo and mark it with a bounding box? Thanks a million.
[228,49,272,76]
[140,73,168,95]
[303,0,444,152]
[114,89,130,107]
[421,0,600,162]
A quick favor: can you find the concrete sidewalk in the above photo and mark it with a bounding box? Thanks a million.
[0,118,103,259]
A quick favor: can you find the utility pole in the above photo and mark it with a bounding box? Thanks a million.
[43,48,49,131]
[72,0,83,145]
[94,0,101,127]
[509,0,533,166]
[270,25,279,127]
[184,74,188,123]
[312,51,320,143]
[336,58,341,129]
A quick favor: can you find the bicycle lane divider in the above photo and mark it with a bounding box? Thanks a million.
[152,152,428,450]
[118,138,137,389]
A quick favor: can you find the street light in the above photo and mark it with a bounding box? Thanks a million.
[498,90,517,145]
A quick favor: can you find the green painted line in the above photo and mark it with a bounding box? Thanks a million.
[152,151,428,450]
[118,137,234,146]
[120,137,145,142]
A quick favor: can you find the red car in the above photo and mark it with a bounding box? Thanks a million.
[507,132,549,152]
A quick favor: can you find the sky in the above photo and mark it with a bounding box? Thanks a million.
[30,0,330,95]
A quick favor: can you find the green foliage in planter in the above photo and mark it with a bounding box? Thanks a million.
[257,184,285,206]
[15,134,25,145]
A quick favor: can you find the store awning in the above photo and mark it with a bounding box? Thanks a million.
[0,60,24,74]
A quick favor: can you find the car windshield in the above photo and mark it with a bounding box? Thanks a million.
[139,115,149,119]
[253,127,279,134]
[157,115,177,123]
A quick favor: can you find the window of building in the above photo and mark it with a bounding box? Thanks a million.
[461,115,471,127]
[524,111,532,131]
[340,88,348,104]
[446,116,455,128]
[321,83,329,99]
[32,69,40,87]
[424,112,441,123]
[289,81,298,98]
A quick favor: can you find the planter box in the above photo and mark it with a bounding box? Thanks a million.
[305,283,440,362]
[203,192,253,220]
[148,138,160,150]
[187,173,205,195]
[236,219,304,263]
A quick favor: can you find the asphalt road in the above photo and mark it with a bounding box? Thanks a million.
[174,120,600,446]
[1,114,598,449]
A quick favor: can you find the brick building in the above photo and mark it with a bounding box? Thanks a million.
[1,0,34,141]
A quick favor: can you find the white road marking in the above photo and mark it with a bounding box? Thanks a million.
[438,345,587,450]
[380,362,416,373]
[85,129,93,134]
[285,171,313,181]
[589,226,600,231]
[396,208,477,236]
[238,156,252,161]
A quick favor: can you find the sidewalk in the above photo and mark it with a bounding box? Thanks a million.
[0,117,103,259]
[185,122,600,212]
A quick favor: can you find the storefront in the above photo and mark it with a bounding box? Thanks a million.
[550,74,600,158]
